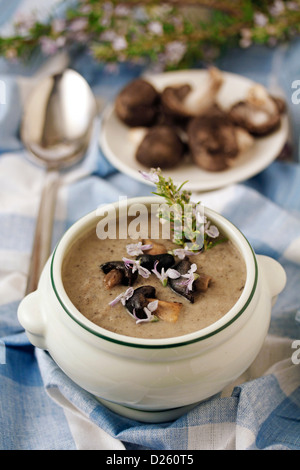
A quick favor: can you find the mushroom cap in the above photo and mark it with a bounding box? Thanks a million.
[160,67,223,122]
[168,258,196,303]
[115,78,160,127]
[187,114,239,172]
[125,285,156,320]
[228,101,281,136]
[100,260,138,286]
[228,84,283,136]
[272,95,286,114]
[137,253,175,272]
[136,125,185,169]
[161,84,193,121]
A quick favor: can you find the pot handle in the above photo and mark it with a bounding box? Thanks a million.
[17,290,47,350]
[256,255,287,306]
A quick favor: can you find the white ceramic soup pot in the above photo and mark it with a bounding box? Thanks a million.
[18,197,286,423]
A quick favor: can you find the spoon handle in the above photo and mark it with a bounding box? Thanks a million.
[25,170,60,295]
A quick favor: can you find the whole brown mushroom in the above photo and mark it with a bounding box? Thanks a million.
[187,115,238,171]
[160,67,223,122]
[187,111,254,172]
[160,84,193,123]
[229,84,284,136]
[115,78,160,127]
[135,125,185,169]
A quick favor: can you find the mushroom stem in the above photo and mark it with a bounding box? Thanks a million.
[104,269,123,290]
[142,239,167,255]
[147,298,182,323]
[246,84,278,115]
[129,127,148,146]
[183,67,224,116]
[235,127,254,153]
[195,274,212,292]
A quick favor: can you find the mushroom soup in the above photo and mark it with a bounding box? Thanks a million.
[62,224,246,340]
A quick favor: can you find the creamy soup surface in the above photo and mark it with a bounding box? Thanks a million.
[62,224,247,339]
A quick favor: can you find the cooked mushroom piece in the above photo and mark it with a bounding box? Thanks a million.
[195,273,212,292]
[125,285,183,323]
[146,298,182,323]
[168,258,198,303]
[103,268,123,290]
[135,125,185,169]
[161,67,223,121]
[142,239,167,255]
[229,84,282,136]
[100,260,138,286]
[137,253,175,272]
[115,78,160,127]
[125,285,156,321]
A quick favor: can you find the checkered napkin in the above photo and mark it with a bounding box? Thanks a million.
[1,147,299,450]
[0,9,300,447]
[1,115,300,452]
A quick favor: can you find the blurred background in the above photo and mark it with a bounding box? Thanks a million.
[1,1,300,451]
[0,0,300,161]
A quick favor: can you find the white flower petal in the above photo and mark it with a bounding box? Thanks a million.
[147,300,158,312]
[205,225,219,238]
[166,269,181,279]
[109,287,134,307]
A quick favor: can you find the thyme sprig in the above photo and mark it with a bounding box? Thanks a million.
[140,168,225,252]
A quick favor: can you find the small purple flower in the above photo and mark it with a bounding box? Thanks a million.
[40,37,65,55]
[286,2,299,11]
[112,36,127,51]
[269,0,285,16]
[122,257,151,278]
[180,263,199,292]
[152,261,180,287]
[165,41,187,65]
[239,28,252,48]
[126,241,152,256]
[139,169,160,184]
[52,18,66,34]
[205,221,219,239]
[79,5,92,14]
[254,12,268,27]
[115,5,130,16]
[132,300,159,324]
[148,21,163,36]
[172,246,199,260]
[14,13,36,35]
[69,17,88,32]
[100,30,116,42]
[109,287,134,307]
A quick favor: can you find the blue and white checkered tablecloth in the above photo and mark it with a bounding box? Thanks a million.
[0,1,300,451]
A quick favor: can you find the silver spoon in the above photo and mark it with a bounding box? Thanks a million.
[21,69,97,294]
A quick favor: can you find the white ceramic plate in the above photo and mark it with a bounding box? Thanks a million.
[99,69,288,192]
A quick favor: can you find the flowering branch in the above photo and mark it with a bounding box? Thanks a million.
[0,1,299,69]
[140,168,224,252]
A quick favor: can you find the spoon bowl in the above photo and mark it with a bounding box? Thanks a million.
[21,68,97,294]
[21,69,96,169]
